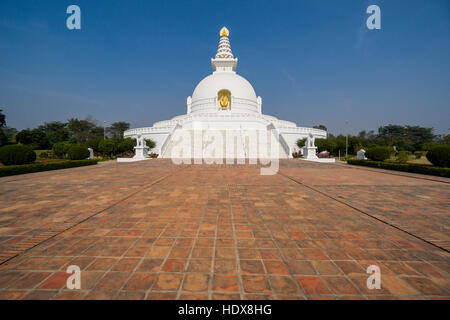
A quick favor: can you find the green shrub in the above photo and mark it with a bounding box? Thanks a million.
[85,137,102,152]
[52,142,71,158]
[67,145,90,160]
[365,146,393,162]
[296,138,306,149]
[426,145,450,167]
[347,160,450,178]
[118,138,136,153]
[98,139,115,156]
[145,139,156,150]
[0,144,36,165]
[39,152,49,159]
[397,151,411,163]
[0,160,98,177]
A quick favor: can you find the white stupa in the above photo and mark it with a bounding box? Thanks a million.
[124,27,326,159]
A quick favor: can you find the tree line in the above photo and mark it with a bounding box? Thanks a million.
[0,110,131,149]
[299,124,449,156]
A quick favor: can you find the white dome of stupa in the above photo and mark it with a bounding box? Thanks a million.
[191,73,257,111]
[189,27,260,114]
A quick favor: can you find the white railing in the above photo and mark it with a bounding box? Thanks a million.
[124,126,173,136]
[267,123,290,157]
[277,126,327,138]
[160,123,181,157]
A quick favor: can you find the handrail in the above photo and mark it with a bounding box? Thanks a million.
[160,123,181,157]
[267,123,290,157]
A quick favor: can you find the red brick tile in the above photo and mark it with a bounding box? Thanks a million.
[147,246,171,258]
[212,293,241,300]
[302,248,329,260]
[37,272,69,290]
[192,247,213,259]
[112,258,140,272]
[212,274,239,292]
[323,277,360,295]
[162,259,187,272]
[215,248,236,259]
[297,276,331,295]
[87,258,118,271]
[239,260,265,274]
[241,275,271,293]
[287,260,317,275]
[22,290,58,300]
[8,272,51,289]
[269,276,300,294]
[334,261,366,276]
[259,249,282,260]
[94,272,129,290]
[152,274,183,291]
[263,260,290,275]
[84,291,116,300]
[403,277,448,296]
[123,273,156,291]
[310,261,342,275]
[146,291,177,300]
[214,259,237,274]
[0,290,28,300]
[183,274,209,292]
[169,247,191,258]
[53,291,86,300]
[136,259,163,272]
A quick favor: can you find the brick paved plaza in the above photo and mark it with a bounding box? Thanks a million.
[0,160,449,300]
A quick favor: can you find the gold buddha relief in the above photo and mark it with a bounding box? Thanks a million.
[218,89,231,110]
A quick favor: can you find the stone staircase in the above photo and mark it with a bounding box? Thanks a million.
[161,127,289,159]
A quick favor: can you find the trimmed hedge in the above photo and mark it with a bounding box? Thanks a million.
[396,150,410,163]
[0,160,98,177]
[365,146,393,161]
[52,142,71,158]
[426,145,450,167]
[0,144,36,165]
[347,160,450,178]
[67,145,90,160]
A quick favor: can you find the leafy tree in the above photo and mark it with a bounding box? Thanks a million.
[2,127,18,142]
[377,124,434,151]
[0,110,7,146]
[38,122,69,146]
[404,125,435,151]
[442,134,450,145]
[313,125,327,132]
[67,118,97,143]
[107,122,130,138]
[85,137,103,152]
[0,109,5,127]
[90,126,105,138]
[30,127,50,149]
[16,129,33,145]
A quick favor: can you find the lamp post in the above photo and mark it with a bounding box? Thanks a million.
[345,120,348,159]
[103,121,106,139]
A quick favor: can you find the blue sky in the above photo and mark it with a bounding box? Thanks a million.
[0,0,449,135]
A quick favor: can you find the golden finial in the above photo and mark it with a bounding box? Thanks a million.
[220,26,229,37]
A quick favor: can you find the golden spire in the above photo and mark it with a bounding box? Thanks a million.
[220,26,229,37]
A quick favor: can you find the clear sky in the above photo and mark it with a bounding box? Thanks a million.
[0,0,449,135]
